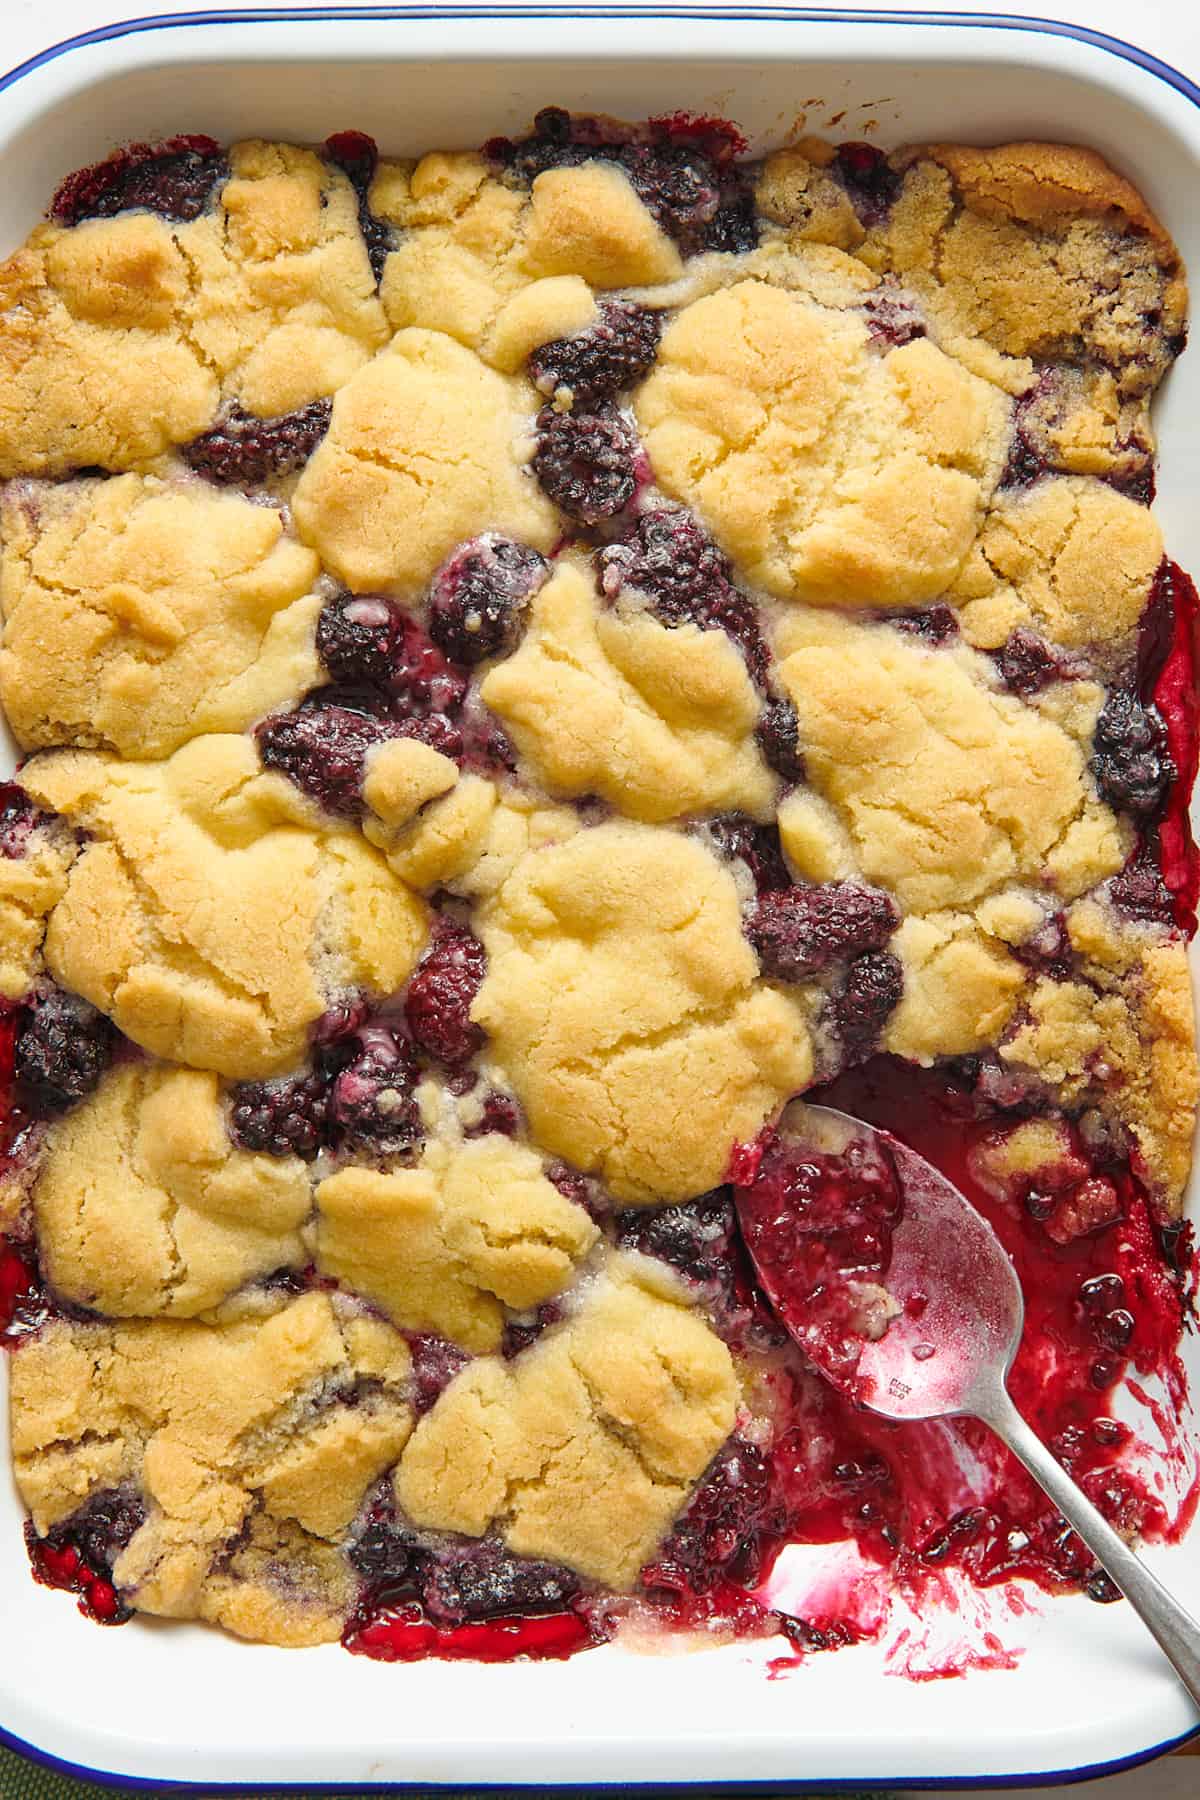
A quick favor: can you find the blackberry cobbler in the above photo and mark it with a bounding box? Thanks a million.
[0,115,1195,1664]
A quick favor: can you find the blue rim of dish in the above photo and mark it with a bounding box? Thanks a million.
[0,4,1198,1792]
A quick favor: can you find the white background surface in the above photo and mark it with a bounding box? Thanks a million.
[0,0,1199,1794]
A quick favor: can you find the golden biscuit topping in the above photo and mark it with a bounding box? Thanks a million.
[0,118,1193,1658]
[1,475,322,756]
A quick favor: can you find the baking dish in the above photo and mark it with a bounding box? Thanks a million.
[1,6,1199,1790]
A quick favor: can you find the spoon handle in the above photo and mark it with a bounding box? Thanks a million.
[977,1387,1200,1710]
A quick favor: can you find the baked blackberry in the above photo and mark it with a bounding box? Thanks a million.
[747,883,899,983]
[829,950,904,1054]
[992,628,1073,695]
[643,1439,775,1594]
[404,920,487,1068]
[615,1189,737,1288]
[0,785,47,860]
[1107,854,1175,925]
[863,282,926,349]
[755,699,806,783]
[598,509,769,683]
[890,605,958,646]
[532,406,640,524]
[330,1027,422,1155]
[324,129,393,281]
[256,700,399,818]
[317,599,469,722]
[15,987,114,1117]
[229,1070,330,1160]
[51,134,227,225]
[183,400,332,487]
[406,1335,472,1415]
[831,142,901,226]
[490,108,725,250]
[528,303,662,405]
[427,536,549,665]
[1091,688,1174,818]
[599,506,731,616]
[702,190,759,255]
[317,593,412,690]
[704,814,792,894]
[422,1540,579,1624]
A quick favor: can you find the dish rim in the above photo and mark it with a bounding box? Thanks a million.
[0,5,1199,1791]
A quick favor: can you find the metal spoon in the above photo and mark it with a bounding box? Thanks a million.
[737,1101,1200,1708]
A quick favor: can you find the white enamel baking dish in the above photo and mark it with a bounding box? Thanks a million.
[1,7,1199,1790]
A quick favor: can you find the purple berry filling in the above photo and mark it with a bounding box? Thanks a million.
[889,605,959,647]
[350,1485,579,1624]
[27,1485,147,1625]
[324,130,393,281]
[529,303,662,405]
[755,698,806,784]
[15,987,114,1117]
[1092,688,1174,819]
[643,1438,776,1595]
[862,282,926,349]
[465,1090,522,1139]
[1108,854,1176,926]
[532,406,640,525]
[828,950,904,1056]
[229,1070,330,1160]
[831,143,901,227]
[501,1300,564,1359]
[330,1025,422,1155]
[406,1335,472,1415]
[746,882,899,983]
[615,1189,737,1288]
[598,509,769,685]
[51,135,227,226]
[317,598,469,715]
[1013,911,1074,981]
[50,1487,145,1577]
[427,536,549,665]
[255,699,401,819]
[490,107,731,253]
[704,814,792,894]
[702,187,760,255]
[422,1538,580,1624]
[0,785,49,860]
[1000,425,1050,492]
[991,628,1076,696]
[404,921,487,1069]
[183,400,332,487]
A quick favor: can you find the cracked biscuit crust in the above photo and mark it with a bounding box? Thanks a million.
[34,1063,312,1318]
[21,736,428,1078]
[0,809,76,1000]
[636,279,1008,606]
[480,560,776,822]
[291,328,557,595]
[374,152,680,360]
[315,1133,599,1352]
[878,142,1185,386]
[777,612,1127,914]
[474,820,813,1202]
[0,475,322,757]
[178,139,388,418]
[10,1293,413,1645]
[949,474,1164,654]
[0,141,388,479]
[395,1259,738,1588]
